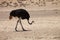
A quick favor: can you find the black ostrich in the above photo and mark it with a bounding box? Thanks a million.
[9,9,34,31]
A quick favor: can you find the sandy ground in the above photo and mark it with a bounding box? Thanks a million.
[0,11,60,40]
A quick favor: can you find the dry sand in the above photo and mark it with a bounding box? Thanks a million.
[0,10,60,40]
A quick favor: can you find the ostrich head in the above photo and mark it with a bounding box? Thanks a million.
[27,19,34,25]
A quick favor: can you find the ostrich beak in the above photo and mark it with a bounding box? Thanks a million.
[9,16,12,20]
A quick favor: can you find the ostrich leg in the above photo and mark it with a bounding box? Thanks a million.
[15,20,19,31]
[19,18,26,31]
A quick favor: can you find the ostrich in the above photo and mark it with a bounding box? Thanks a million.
[9,9,34,31]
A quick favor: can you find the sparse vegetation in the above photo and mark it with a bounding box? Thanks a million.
[0,0,59,7]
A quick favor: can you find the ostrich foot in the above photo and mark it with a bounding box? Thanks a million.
[23,29,27,31]
[15,29,18,31]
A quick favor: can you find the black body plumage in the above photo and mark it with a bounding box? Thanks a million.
[10,9,30,20]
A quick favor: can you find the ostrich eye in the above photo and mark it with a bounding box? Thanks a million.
[9,16,13,20]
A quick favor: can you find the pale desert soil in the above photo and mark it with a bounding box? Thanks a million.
[0,11,60,40]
